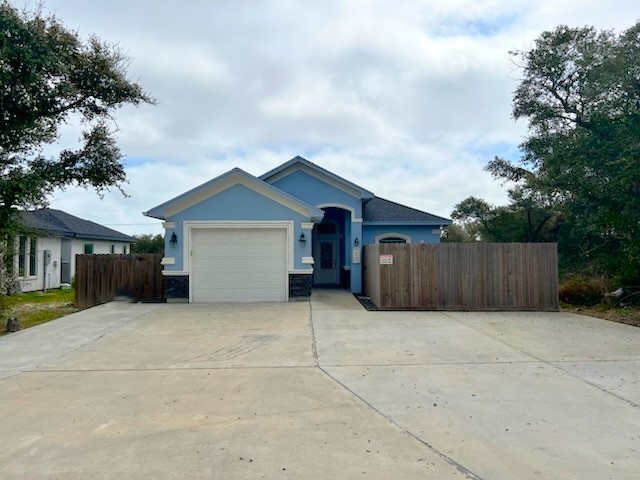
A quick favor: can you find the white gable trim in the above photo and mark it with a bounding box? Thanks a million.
[165,174,309,219]
[261,157,374,198]
[145,169,323,221]
[267,164,363,199]
[316,203,363,223]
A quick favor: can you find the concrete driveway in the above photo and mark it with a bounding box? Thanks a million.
[0,291,638,479]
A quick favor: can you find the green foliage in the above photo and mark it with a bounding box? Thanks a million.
[452,22,640,284]
[450,191,557,244]
[442,223,478,243]
[131,234,164,254]
[5,287,74,306]
[0,2,153,290]
[559,276,607,306]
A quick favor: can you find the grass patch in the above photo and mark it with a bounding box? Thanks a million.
[1,288,79,336]
[5,288,75,307]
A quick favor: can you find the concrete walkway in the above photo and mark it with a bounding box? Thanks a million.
[1,291,639,479]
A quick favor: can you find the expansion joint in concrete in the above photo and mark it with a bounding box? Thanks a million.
[306,302,484,480]
[307,299,319,367]
[442,313,640,409]
[318,365,486,480]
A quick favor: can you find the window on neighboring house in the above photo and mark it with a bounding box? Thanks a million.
[18,235,27,277]
[379,237,407,244]
[123,244,128,254]
[29,238,37,276]
[111,244,115,254]
[84,242,94,254]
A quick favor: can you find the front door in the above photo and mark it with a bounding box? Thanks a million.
[314,239,338,285]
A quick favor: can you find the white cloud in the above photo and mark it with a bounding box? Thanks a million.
[26,0,639,235]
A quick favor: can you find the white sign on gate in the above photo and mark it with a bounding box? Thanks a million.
[379,254,393,265]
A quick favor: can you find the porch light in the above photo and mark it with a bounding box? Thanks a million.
[169,232,178,248]
[299,232,306,245]
[354,237,359,247]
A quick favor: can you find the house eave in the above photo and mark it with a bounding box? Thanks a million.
[18,228,134,243]
[260,156,375,199]
[363,220,452,226]
[143,210,165,221]
[144,168,325,221]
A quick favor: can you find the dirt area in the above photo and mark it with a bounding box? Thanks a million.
[562,304,640,327]
[4,302,79,335]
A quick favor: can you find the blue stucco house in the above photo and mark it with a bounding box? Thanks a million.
[144,156,451,302]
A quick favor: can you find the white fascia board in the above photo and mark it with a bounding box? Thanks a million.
[261,157,374,199]
[265,165,361,199]
[144,168,242,219]
[363,220,452,226]
[316,203,363,223]
[147,168,323,220]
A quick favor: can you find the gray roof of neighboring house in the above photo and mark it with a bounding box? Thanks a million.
[20,209,134,242]
[363,197,452,224]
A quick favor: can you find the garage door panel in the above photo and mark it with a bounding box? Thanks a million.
[191,228,287,302]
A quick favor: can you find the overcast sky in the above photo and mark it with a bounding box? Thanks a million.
[33,0,640,235]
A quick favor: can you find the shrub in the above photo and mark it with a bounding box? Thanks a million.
[559,276,608,306]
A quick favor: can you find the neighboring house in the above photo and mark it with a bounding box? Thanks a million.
[144,156,451,303]
[15,209,134,292]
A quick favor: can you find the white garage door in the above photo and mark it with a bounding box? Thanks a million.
[191,228,287,302]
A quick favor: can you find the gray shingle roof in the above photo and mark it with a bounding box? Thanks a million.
[20,209,134,242]
[363,197,451,224]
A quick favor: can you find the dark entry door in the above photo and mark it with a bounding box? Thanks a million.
[314,239,338,284]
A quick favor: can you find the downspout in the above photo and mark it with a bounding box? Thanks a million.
[43,249,47,292]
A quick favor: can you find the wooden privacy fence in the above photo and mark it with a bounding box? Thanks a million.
[75,254,164,309]
[364,243,559,310]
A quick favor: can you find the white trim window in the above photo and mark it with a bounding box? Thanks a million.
[17,235,37,278]
[84,242,94,254]
[374,232,411,244]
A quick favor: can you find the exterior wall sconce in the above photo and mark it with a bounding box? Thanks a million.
[299,232,306,245]
[169,232,178,248]
[354,237,359,247]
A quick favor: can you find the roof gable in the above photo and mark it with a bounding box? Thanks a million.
[363,197,451,224]
[20,209,134,242]
[144,168,325,221]
[260,156,374,199]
